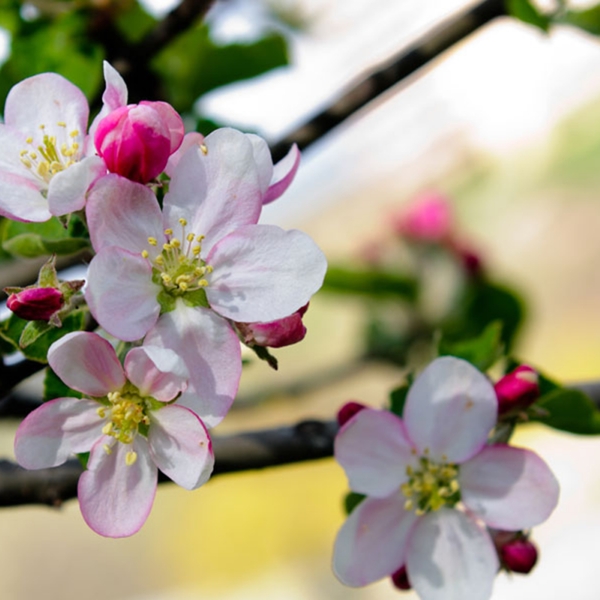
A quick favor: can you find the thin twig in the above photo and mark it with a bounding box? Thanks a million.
[270,0,506,161]
[0,419,338,507]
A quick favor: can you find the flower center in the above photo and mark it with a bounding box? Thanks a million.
[400,454,460,515]
[97,384,151,466]
[142,218,213,303]
[19,123,82,184]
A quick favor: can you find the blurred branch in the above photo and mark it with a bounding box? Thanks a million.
[270,0,506,161]
[0,418,338,507]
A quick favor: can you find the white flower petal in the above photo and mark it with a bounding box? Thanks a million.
[404,357,497,463]
[144,303,241,427]
[148,404,214,489]
[206,224,327,323]
[14,397,102,468]
[407,509,498,600]
[333,494,419,587]
[48,331,126,396]
[460,445,560,530]
[335,408,416,497]
[79,436,157,538]
[86,247,161,342]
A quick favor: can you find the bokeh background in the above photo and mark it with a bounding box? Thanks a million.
[1,0,600,598]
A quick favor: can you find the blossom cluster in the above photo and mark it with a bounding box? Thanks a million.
[8,63,327,536]
[333,357,559,600]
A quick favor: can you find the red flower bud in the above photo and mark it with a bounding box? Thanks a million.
[7,287,64,321]
[393,193,452,242]
[95,101,184,183]
[237,305,308,348]
[500,538,538,574]
[391,565,411,590]
[337,401,367,427]
[495,365,539,415]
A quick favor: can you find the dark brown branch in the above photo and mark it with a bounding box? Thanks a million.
[0,419,338,507]
[270,0,506,161]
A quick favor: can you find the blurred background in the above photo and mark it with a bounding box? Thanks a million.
[1,0,600,598]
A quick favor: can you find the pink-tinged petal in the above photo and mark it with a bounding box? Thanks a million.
[263,144,301,205]
[88,61,128,140]
[124,346,188,401]
[163,128,263,253]
[206,224,327,323]
[78,436,157,538]
[333,494,419,587]
[148,404,214,489]
[145,303,241,427]
[48,331,125,396]
[14,397,102,468]
[86,173,164,254]
[406,509,498,600]
[460,445,559,530]
[5,73,88,135]
[164,132,205,177]
[403,357,497,463]
[144,101,184,153]
[86,247,161,342]
[0,170,50,222]
[335,408,416,497]
[47,155,106,216]
[246,133,273,195]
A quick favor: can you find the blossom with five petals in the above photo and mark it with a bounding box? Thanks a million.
[14,331,214,538]
[333,356,559,600]
[85,127,326,425]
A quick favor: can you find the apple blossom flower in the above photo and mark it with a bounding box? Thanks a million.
[85,127,326,425]
[6,287,64,321]
[0,63,133,221]
[333,356,559,600]
[94,100,184,183]
[14,331,214,538]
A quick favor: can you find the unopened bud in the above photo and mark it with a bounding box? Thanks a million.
[393,193,452,242]
[95,101,184,183]
[391,565,411,590]
[337,401,367,427]
[6,287,64,321]
[495,365,539,415]
[237,305,308,349]
[500,538,538,574]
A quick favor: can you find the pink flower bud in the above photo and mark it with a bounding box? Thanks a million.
[337,401,367,427]
[7,287,64,321]
[495,365,539,415]
[393,193,452,242]
[237,305,308,348]
[391,565,411,590]
[95,101,184,183]
[500,538,538,574]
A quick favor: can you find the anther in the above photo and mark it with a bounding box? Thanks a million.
[141,250,149,258]
[164,228,173,236]
[147,237,157,246]
[179,218,187,226]
[200,144,208,155]
[125,451,138,466]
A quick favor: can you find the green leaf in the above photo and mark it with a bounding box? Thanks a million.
[344,492,366,515]
[115,2,157,42]
[532,388,600,434]
[506,0,551,32]
[439,321,504,371]
[152,25,289,112]
[0,309,85,363]
[323,266,417,301]
[0,12,104,111]
[19,320,54,348]
[561,5,600,36]
[389,383,409,418]
[43,366,82,402]
[2,217,89,258]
